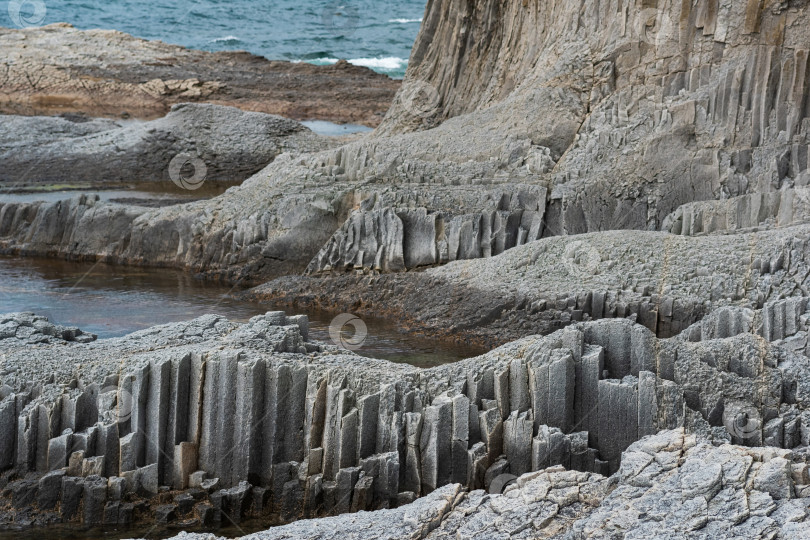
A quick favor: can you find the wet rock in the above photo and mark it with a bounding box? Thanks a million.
[195,502,215,526]
[60,476,83,520]
[12,476,38,509]
[155,504,177,524]
[83,475,107,525]
[37,469,65,510]
[175,493,195,515]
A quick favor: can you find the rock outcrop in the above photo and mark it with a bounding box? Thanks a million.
[664,187,810,236]
[2,310,810,535]
[171,429,810,539]
[381,0,810,233]
[5,0,810,290]
[0,24,399,126]
[5,1,810,536]
[306,185,547,273]
[0,103,332,189]
[251,225,810,347]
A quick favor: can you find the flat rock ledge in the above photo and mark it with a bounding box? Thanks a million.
[1,306,810,537]
[0,24,399,126]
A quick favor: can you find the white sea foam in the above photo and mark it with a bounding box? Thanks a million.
[210,35,241,43]
[291,57,340,65]
[292,56,408,73]
[347,57,407,71]
[388,18,422,24]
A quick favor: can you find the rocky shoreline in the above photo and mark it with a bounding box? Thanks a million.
[0,24,399,127]
[4,0,810,537]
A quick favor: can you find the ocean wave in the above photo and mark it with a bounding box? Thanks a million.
[291,56,408,73]
[347,57,407,71]
[291,57,341,65]
[388,18,422,24]
[210,36,242,44]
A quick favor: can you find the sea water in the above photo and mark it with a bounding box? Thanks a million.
[5,0,426,78]
[0,256,486,367]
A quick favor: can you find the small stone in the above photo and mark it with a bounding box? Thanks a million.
[200,477,221,492]
[155,504,177,524]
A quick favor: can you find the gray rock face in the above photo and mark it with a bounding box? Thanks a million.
[253,224,810,351]
[0,103,331,188]
[2,309,810,534]
[381,0,810,235]
[664,187,810,236]
[2,0,810,290]
[164,430,810,539]
[5,0,810,537]
[306,186,547,273]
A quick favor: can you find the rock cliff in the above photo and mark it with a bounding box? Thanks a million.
[5,0,810,285]
[4,0,810,536]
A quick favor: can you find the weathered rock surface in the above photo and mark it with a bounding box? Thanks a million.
[306,185,548,274]
[251,225,810,347]
[5,0,810,292]
[0,103,332,188]
[6,0,810,536]
[0,312,96,344]
[2,309,810,534]
[380,0,810,234]
[170,429,810,539]
[0,24,399,126]
[664,187,810,236]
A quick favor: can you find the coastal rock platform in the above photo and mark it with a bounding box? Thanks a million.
[0,23,399,126]
[0,103,333,189]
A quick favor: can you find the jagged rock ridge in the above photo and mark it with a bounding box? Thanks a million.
[2,305,810,534]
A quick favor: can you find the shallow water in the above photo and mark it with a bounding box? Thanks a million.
[301,119,374,136]
[15,0,427,78]
[0,256,485,367]
[0,520,275,540]
[0,189,204,205]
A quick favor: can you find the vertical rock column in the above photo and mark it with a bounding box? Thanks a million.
[419,395,452,494]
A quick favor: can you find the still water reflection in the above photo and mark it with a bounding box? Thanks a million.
[0,256,485,367]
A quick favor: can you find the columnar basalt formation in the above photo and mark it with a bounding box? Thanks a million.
[306,186,547,273]
[5,0,810,536]
[2,309,810,533]
[252,225,810,347]
[382,0,810,232]
[5,1,810,289]
[664,187,810,236]
[173,430,810,539]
